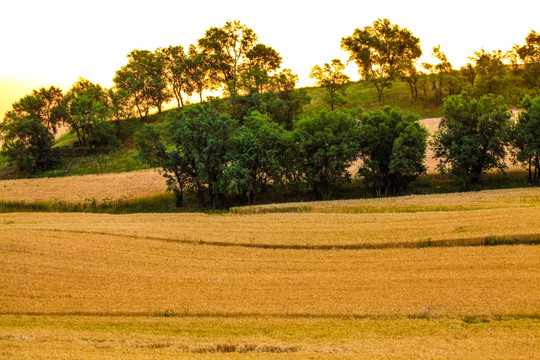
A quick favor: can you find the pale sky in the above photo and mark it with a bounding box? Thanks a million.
[1,0,538,118]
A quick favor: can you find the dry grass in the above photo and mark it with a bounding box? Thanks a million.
[232,187,540,214]
[1,179,539,358]
[0,219,538,358]
[1,219,539,317]
[4,203,537,248]
[0,169,166,203]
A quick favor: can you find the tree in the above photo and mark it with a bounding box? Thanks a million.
[470,48,506,94]
[341,18,422,102]
[357,107,427,196]
[198,20,258,97]
[399,59,421,100]
[225,111,288,204]
[114,49,171,120]
[65,78,117,147]
[422,46,453,104]
[0,87,65,173]
[266,69,310,130]
[106,87,134,137]
[167,104,237,208]
[135,124,194,207]
[505,44,522,78]
[240,43,282,94]
[513,95,540,185]
[460,62,478,87]
[187,45,218,103]
[294,109,360,200]
[432,93,513,190]
[518,30,540,88]
[309,59,350,110]
[158,45,192,108]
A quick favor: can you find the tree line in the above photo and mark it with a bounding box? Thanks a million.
[313,19,539,109]
[1,19,539,206]
[135,91,540,209]
[136,103,428,208]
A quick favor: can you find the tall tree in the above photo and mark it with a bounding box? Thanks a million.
[513,95,540,185]
[294,109,360,200]
[309,59,350,110]
[158,45,192,108]
[114,49,171,120]
[240,44,282,94]
[432,93,513,190]
[399,59,421,100]
[470,48,506,94]
[198,20,258,97]
[341,18,422,102]
[357,107,427,196]
[167,104,238,208]
[187,45,217,103]
[106,87,134,137]
[517,30,540,88]
[0,87,65,173]
[422,46,453,104]
[226,111,288,204]
[135,124,194,207]
[460,62,477,87]
[505,44,522,78]
[65,78,117,147]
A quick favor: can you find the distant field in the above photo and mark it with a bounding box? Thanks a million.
[231,187,540,214]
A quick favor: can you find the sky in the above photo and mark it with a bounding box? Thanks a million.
[0,0,538,118]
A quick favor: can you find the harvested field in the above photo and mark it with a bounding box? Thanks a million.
[1,227,538,316]
[1,187,539,358]
[231,186,540,214]
[0,315,537,359]
[3,204,539,248]
[0,169,166,203]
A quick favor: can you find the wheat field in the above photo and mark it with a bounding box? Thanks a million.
[0,169,166,203]
[1,185,539,359]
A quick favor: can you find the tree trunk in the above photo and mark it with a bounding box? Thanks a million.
[528,154,533,184]
[196,181,204,209]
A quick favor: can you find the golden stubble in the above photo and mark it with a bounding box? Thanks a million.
[0,169,166,203]
[1,224,538,317]
[2,206,540,248]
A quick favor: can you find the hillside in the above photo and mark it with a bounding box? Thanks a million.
[0,79,443,180]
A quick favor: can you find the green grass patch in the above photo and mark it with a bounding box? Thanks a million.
[303,79,442,119]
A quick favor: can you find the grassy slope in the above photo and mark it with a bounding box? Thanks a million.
[306,79,442,119]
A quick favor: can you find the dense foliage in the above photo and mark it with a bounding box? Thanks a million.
[432,93,513,190]
[357,107,428,196]
[513,95,540,185]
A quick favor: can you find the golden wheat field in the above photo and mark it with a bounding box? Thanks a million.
[1,184,540,359]
[0,169,166,203]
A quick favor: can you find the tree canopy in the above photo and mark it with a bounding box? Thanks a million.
[309,59,350,110]
[514,95,540,185]
[357,107,427,196]
[0,86,65,173]
[341,18,422,102]
[432,93,513,190]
